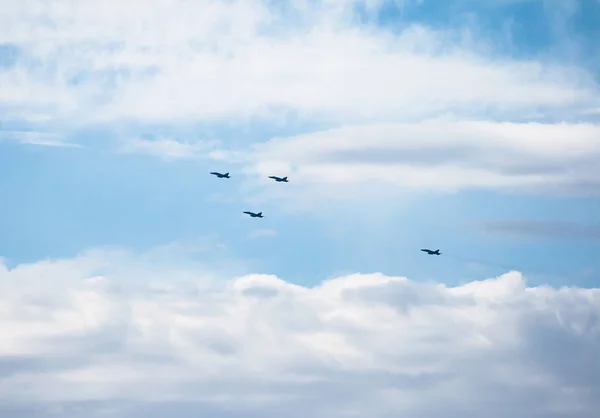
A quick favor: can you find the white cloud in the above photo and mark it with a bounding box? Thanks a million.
[0,248,599,417]
[2,0,596,201]
[118,137,218,159]
[2,0,599,203]
[234,119,600,207]
[0,130,83,148]
[0,0,597,126]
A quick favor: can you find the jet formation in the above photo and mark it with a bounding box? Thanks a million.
[210,171,289,219]
[211,170,443,255]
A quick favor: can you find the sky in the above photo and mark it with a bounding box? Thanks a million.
[0,0,599,417]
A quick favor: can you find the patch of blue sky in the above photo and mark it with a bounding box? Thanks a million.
[296,191,600,288]
[355,0,555,49]
[0,43,20,69]
[0,142,227,261]
[355,0,600,69]
[1,137,598,287]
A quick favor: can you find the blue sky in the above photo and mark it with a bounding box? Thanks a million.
[1,0,599,289]
[1,140,598,287]
[1,1,600,417]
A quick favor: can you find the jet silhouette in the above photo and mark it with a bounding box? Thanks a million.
[210,172,230,178]
[243,211,264,218]
[421,249,441,255]
[268,176,288,183]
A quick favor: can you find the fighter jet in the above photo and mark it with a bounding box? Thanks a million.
[210,172,230,179]
[268,176,288,183]
[421,249,441,255]
[243,211,264,218]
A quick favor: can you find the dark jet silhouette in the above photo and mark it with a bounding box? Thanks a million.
[268,176,288,183]
[421,249,441,255]
[243,211,264,218]
[210,172,230,178]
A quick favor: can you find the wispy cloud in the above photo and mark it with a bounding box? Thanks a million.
[480,219,600,240]
[0,0,597,127]
[118,137,218,159]
[231,120,600,209]
[0,130,82,148]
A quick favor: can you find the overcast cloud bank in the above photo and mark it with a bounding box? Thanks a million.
[1,250,599,417]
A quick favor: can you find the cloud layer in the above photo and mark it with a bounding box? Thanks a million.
[2,0,599,202]
[237,120,600,208]
[1,249,599,417]
[1,0,598,126]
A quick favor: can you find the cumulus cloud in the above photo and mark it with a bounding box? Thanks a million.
[0,248,599,417]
